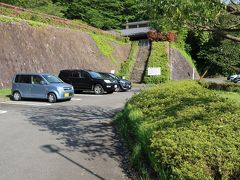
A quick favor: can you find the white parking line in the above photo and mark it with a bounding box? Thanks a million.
[0,101,52,107]
[71,98,82,101]
[0,110,7,114]
[74,94,103,97]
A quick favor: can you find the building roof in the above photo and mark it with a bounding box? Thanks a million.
[120,27,150,37]
[122,21,149,26]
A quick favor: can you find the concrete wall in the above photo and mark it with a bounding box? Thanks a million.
[0,21,131,87]
[170,48,199,80]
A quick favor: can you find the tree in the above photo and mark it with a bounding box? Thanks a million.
[65,0,148,29]
[145,0,240,42]
[198,37,240,76]
[65,0,124,29]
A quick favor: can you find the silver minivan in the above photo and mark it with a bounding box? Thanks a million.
[12,73,74,103]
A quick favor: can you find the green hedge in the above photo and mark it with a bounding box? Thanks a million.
[117,41,139,80]
[144,42,170,84]
[199,80,240,93]
[115,81,240,179]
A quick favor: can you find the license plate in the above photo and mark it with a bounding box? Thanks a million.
[64,93,69,97]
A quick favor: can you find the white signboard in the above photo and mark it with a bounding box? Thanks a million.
[148,67,161,76]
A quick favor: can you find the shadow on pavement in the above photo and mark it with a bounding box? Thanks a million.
[41,144,105,180]
[23,105,134,179]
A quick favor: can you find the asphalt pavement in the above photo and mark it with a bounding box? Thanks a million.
[0,88,141,180]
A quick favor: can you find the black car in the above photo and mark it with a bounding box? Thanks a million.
[58,69,118,94]
[98,72,131,91]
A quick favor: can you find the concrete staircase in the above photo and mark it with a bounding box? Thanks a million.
[130,41,151,83]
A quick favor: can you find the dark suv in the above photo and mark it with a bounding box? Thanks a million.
[58,69,118,94]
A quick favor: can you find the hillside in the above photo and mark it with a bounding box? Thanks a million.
[0,10,131,87]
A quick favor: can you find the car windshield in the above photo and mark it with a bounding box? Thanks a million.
[100,73,115,80]
[43,74,63,83]
[88,71,102,79]
[109,73,120,80]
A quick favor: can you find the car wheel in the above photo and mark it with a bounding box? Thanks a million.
[13,91,21,101]
[94,84,104,95]
[233,79,238,83]
[48,93,57,103]
[115,86,121,92]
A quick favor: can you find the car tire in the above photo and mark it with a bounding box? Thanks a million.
[48,93,57,103]
[115,86,121,92]
[13,91,21,101]
[94,84,104,95]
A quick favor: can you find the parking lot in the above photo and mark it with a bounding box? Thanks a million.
[0,88,140,180]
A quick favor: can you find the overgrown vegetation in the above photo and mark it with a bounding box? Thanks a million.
[144,42,169,84]
[89,33,130,65]
[0,88,11,98]
[199,80,240,93]
[115,80,240,179]
[117,41,139,79]
[0,5,123,38]
[0,0,149,30]
[186,32,240,77]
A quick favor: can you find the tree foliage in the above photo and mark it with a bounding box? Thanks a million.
[0,0,148,29]
[199,38,240,75]
[145,0,240,42]
[65,0,148,29]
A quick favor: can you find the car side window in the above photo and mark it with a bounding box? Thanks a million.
[15,75,31,84]
[72,72,80,78]
[81,71,89,79]
[32,75,43,84]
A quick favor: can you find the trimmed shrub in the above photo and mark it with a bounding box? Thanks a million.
[115,80,240,179]
[144,42,170,84]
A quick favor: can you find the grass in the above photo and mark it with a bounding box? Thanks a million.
[0,5,128,41]
[144,41,170,84]
[0,88,11,99]
[117,41,139,79]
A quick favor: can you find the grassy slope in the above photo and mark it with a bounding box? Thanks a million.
[144,41,170,84]
[117,41,139,79]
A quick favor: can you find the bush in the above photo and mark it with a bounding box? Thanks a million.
[199,80,240,93]
[115,80,240,179]
[144,42,170,84]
